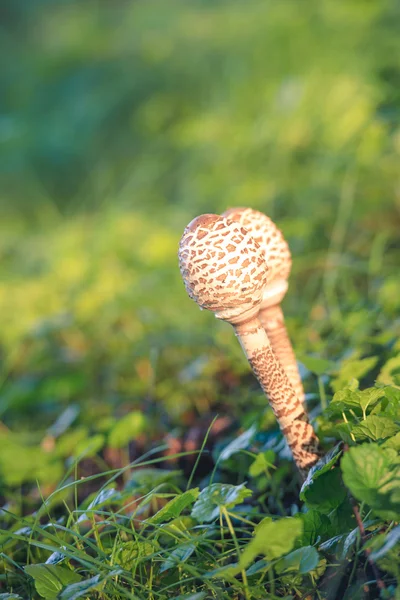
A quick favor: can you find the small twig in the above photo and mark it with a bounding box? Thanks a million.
[351,500,386,591]
[341,445,386,592]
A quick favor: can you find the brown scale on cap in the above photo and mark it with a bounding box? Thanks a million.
[179,214,268,323]
[179,214,321,476]
[223,207,292,283]
[222,207,306,406]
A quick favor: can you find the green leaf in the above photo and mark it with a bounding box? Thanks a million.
[159,542,196,572]
[45,552,66,566]
[331,356,378,392]
[335,422,355,444]
[370,525,400,561]
[0,433,62,487]
[147,489,199,524]
[0,595,24,599]
[352,415,400,441]
[378,355,400,387]
[58,570,122,600]
[77,487,120,522]
[55,428,89,458]
[342,443,400,520]
[301,468,346,514]
[299,356,335,376]
[275,546,319,575]
[158,516,196,545]
[300,444,343,501]
[191,483,252,523]
[382,386,400,418]
[245,559,269,576]
[383,431,400,451]
[24,565,81,600]
[328,498,356,535]
[341,527,359,560]
[117,541,159,570]
[125,469,181,494]
[58,575,101,600]
[295,510,332,546]
[108,411,148,449]
[325,386,384,418]
[74,434,105,458]
[319,535,345,554]
[239,518,303,569]
[219,425,257,461]
[249,450,275,477]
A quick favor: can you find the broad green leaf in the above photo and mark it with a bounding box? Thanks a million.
[299,356,335,376]
[382,386,400,418]
[125,469,181,494]
[239,518,303,569]
[45,552,66,566]
[357,388,387,413]
[254,516,272,535]
[160,542,196,573]
[325,386,384,418]
[205,563,241,580]
[319,535,345,554]
[342,443,400,520]
[117,541,159,570]
[325,384,362,417]
[245,559,269,576]
[191,483,252,523]
[300,444,343,501]
[341,527,359,559]
[86,487,119,509]
[58,575,101,600]
[24,565,81,600]
[331,356,378,393]
[158,516,196,545]
[383,431,400,451]
[74,434,105,458]
[301,468,346,514]
[147,488,199,524]
[328,498,356,535]
[55,428,89,458]
[249,450,275,477]
[219,425,257,461]
[58,570,122,600]
[378,355,400,387]
[370,525,400,561]
[352,415,399,441]
[295,510,332,546]
[0,433,62,487]
[108,411,147,448]
[275,546,319,575]
[77,487,120,522]
[335,422,355,444]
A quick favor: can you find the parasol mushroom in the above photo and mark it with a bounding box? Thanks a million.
[223,207,306,406]
[178,214,321,475]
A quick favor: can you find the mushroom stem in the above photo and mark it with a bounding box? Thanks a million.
[221,207,308,406]
[259,304,306,405]
[233,316,320,475]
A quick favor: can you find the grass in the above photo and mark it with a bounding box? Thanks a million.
[1,0,400,598]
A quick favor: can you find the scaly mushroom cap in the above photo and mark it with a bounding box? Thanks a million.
[222,208,292,282]
[178,214,268,323]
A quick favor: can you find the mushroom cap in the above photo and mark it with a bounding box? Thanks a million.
[178,214,268,322]
[222,207,292,282]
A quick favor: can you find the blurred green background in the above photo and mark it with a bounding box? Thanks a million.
[1,0,400,489]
